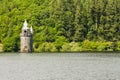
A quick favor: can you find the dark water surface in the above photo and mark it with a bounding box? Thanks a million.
[0,53,120,80]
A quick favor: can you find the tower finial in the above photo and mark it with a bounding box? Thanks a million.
[23,20,28,29]
[30,26,33,34]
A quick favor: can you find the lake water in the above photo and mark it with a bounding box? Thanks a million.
[0,53,120,80]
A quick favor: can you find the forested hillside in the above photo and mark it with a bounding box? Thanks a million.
[0,0,120,52]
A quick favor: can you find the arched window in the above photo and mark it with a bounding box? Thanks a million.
[24,30,27,33]
[24,30,27,36]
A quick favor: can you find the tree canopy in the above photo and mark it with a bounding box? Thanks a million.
[0,0,120,52]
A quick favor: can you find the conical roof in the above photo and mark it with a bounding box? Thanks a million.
[23,20,28,29]
[30,26,33,34]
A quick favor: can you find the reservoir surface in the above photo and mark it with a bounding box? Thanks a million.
[0,53,120,80]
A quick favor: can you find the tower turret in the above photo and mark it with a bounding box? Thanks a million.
[20,20,33,53]
[30,26,33,34]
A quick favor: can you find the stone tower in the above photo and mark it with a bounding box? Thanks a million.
[20,20,33,53]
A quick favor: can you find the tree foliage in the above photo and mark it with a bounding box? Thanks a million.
[0,0,120,52]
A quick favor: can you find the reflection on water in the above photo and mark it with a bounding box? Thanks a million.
[0,53,120,80]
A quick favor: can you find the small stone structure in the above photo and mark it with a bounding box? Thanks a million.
[20,20,33,53]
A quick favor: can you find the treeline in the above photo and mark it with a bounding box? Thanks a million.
[0,0,120,52]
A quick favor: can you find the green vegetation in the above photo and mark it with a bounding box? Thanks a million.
[0,0,120,52]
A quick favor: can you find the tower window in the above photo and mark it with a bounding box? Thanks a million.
[24,30,27,36]
[24,30,27,33]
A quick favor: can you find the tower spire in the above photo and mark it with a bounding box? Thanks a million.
[23,20,28,29]
[30,26,33,34]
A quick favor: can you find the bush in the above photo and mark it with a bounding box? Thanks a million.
[81,40,113,51]
[61,42,82,52]
[97,42,113,51]
[54,36,69,51]
[116,42,120,51]
[35,42,57,52]
[60,43,71,52]
[81,40,99,51]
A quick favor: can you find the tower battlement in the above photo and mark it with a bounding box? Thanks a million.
[20,20,33,53]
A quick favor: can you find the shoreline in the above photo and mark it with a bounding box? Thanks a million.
[0,51,120,54]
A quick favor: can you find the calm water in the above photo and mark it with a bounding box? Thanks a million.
[0,53,120,80]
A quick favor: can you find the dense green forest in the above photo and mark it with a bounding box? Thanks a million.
[0,0,120,52]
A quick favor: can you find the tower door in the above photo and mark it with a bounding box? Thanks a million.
[23,46,29,53]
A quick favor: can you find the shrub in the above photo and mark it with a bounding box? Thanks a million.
[81,40,99,51]
[97,42,113,51]
[60,43,71,52]
[70,42,82,52]
[61,42,82,52]
[116,42,120,51]
[54,36,69,51]
[36,42,57,52]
